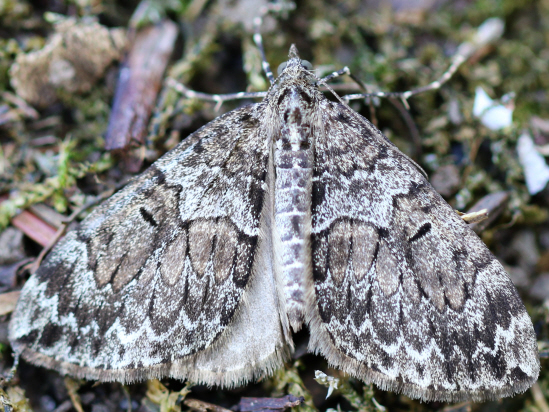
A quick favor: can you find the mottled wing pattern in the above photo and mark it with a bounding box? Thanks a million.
[308,99,540,402]
[9,104,290,386]
[9,44,539,401]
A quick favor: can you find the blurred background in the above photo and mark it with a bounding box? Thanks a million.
[1,0,549,411]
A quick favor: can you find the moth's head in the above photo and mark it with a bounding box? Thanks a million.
[276,44,315,82]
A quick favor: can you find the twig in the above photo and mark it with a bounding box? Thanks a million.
[52,400,74,412]
[122,385,133,412]
[531,382,549,412]
[184,399,233,412]
[106,19,178,172]
[388,97,422,160]
[3,353,19,384]
[466,191,509,233]
[64,378,85,412]
[457,208,489,224]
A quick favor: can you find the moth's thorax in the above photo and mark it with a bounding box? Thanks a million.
[276,85,316,151]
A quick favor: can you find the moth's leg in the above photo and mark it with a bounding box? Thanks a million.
[320,67,351,83]
[319,67,379,105]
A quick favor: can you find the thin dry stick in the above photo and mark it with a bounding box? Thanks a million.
[458,134,484,189]
[347,72,379,126]
[531,382,549,412]
[4,351,19,383]
[64,378,85,412]
[441,401,472,412]
[122,385,133,412]
[458,209,489,224]
[183,399,233,412]
[388,97,423,159]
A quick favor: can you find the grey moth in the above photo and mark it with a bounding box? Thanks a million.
[9,45,539,403]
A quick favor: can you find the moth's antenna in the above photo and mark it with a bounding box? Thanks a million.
[166,78,267,111]
[253,15,274,84]
[315,18,504,114]
[167,2,295,109]
[253,2,296,84]
[342,17,505,110]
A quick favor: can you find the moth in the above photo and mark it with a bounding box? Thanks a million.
[9,45,539,403]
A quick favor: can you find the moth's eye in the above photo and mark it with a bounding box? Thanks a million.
[277,62,288,76]
[301,60,313,70]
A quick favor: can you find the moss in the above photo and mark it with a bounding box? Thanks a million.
[2,0,549,411]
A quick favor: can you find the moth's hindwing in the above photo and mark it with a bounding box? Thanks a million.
[9,105,291,387]
[307,98,540,402]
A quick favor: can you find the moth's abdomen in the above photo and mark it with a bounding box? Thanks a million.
[272,84,318,331]
[274,148,313,331]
